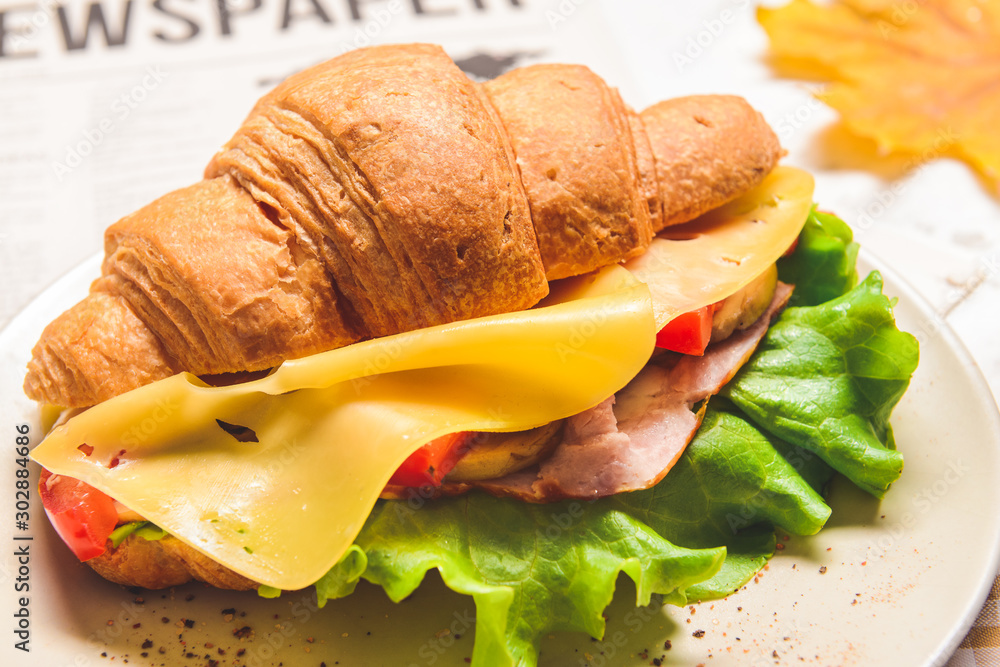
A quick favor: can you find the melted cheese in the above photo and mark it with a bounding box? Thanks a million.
[625,166,814,328]
[32,265,656,590]
[31,167,815,591]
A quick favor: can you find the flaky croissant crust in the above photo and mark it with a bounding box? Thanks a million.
[25,44,781,410]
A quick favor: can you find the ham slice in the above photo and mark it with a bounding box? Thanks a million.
[472,282,793,502]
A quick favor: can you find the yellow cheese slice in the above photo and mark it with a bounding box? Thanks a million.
[32,265,656,591]
[625,165,814,328]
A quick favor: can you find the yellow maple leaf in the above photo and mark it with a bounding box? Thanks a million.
[759,0,1000,186]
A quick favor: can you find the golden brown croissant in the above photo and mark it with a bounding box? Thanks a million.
[87,533,257,591]
[24,43,781,409]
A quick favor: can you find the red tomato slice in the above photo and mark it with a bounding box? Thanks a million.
[388,432,472,488]
[38,468,118,561]
[655,305,714,356]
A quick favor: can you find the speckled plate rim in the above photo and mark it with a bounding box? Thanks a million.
[860,247,1000,666]
[858,248,1000,667]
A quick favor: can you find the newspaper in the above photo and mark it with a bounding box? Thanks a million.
[0,0,636,330]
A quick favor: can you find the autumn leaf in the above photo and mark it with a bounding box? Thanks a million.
[759,0,1000,187]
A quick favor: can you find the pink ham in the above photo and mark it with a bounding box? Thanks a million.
[472,282,793,502]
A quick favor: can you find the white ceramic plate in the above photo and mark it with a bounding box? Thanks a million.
[2,252,998,667]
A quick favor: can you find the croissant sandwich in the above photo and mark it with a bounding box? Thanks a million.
[27,43,918,666]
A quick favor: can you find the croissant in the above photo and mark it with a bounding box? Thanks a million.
[24,43,781,409]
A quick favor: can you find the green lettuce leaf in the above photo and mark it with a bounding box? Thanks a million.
[327,493,726,667]
[609,399,832,600]
[108,521,168,548]
[109,522,145,548]
[314,544,368,600]
[722,272,919,497]
[778,208,859,307]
